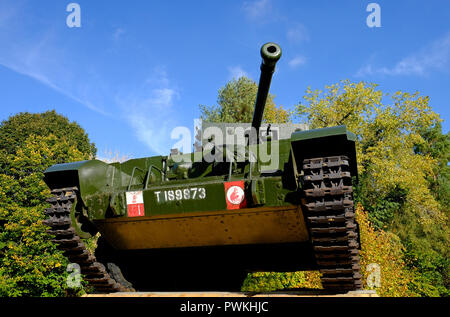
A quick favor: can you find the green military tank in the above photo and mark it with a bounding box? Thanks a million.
[44,42,362,293]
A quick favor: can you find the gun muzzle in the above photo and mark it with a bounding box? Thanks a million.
[250,42,282,144]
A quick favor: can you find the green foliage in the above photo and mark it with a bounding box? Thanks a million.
[297,80,449,296]
[242,271,321,292]
[393,207,449,297]
[0,111,93,296]
[404,240,449,297]
[0,134,89,207]
[415,122,450,210]
[0,206,84,297]
[200,76,291,124]
[356,204,414,297]
[0,110,96,160]
[355,182,407,230]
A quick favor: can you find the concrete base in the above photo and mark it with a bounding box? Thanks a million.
[84,290,378,297]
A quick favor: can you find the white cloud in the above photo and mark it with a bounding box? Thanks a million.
[0,57,110,116]
[228,66,249,80]
[117,68,180,155]
[242,0,272,20]
[286,24,309,44]
[0,2,185,157]
[356,32,450,77]
[288,55,307,68]
[112,28,125,42]
[128,112,174,155]
[0,14,110,116]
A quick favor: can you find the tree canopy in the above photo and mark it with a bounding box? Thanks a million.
[199,76,291,124]
[0,110,96,159]
[296,80,449,296]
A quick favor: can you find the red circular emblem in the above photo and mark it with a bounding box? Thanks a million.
[226,186,245,205]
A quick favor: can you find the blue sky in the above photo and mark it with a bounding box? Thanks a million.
[0,0,449,159]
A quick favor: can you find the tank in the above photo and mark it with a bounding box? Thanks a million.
[43,42,362,293]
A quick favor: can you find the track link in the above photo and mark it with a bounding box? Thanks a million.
[43,187,133,293]
[302,156,362,291]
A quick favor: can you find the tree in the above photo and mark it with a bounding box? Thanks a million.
[296,80,449,296]
[0,134,89,207]
[0,111,94,296]
[0,110,96,160]
[415,122,450,211]
[199,77,291,124]
[356,204,414,297]
[296,80,444,229]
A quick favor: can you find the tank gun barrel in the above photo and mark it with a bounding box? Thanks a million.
[250,42,282,144]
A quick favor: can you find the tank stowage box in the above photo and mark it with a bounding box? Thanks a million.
[44,42,362,293]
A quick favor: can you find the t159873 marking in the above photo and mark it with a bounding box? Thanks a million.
[154,187,206,203]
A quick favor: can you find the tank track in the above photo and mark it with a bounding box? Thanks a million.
[43,187,133,293]
[302,156,363,291]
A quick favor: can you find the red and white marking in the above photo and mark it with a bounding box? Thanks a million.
[126,191,145,217]
[224,181,247,210]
